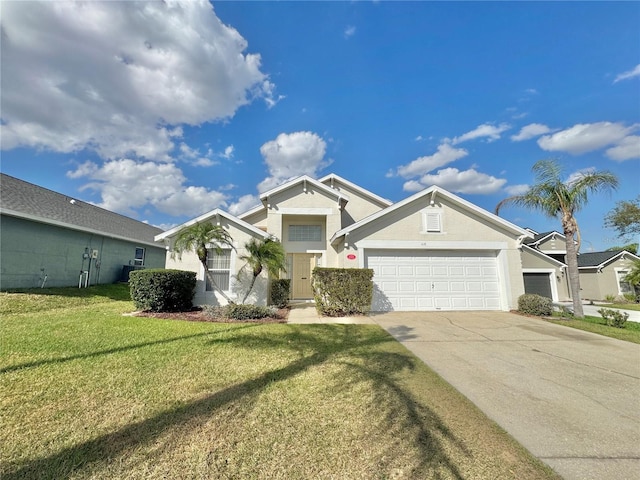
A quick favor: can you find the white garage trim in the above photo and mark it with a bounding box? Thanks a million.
[355,240,508,251]
[364,249,505,311]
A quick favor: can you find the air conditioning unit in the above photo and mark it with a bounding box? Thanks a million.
[91,250,99,259]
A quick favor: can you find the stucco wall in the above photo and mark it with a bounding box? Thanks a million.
[320,178,387,228]
[579,255,637,300]
[163,219,269,306]
[521,248,571,301]
[0,215,164,289]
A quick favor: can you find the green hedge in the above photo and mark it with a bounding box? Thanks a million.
[270,279,291,308]
[129,269,196,312]
[517,293,552,317]
[313,267,373,316]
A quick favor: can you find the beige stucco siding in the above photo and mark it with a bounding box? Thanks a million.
[243,209,268,231]
[521,248,571,301]
[579,256,637,300]
[536,236,566,253]
[164,220,268,306]
[320,179,387,227]
[338,197,526,310]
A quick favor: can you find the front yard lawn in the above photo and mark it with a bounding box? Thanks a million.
[546,313,640,344]
[1,284,558,479]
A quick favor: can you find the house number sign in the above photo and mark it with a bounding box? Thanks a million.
[347,254,356,260]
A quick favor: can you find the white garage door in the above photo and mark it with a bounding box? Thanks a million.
[366,249,501,311]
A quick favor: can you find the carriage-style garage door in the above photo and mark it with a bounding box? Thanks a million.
[366,249,501,311]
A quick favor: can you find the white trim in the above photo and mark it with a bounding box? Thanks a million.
[237,204,265,220]
[355,240,508,250]
[318,173,392,207]
[331,185,531,244]
[522,268,559,301]
[277,207,334,215]
[614,267,633,295]
[259,175,350,204]
[578,250,640,270]
[155,208,270,242]
[1,208,161,248]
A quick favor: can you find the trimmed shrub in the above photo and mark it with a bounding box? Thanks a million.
[597,308,629,328]
[224,304,277,320]
[270,279,291,308]
[313,267,373,316]
[129,269,196,312]
[517,293,552,317]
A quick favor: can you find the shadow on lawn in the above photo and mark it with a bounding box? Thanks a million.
[4,324,469,479]
[0,325,258,374]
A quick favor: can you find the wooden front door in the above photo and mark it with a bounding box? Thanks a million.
[292,254,315,299]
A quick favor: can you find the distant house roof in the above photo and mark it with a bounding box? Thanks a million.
[578,250,640,269]
[523,231,565,245]
[0,173,162,247]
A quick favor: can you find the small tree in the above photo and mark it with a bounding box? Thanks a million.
[605,196,640,239]
[171,222,235,304]
[238,237,286,304]
[496,159,618,318]
[623,260,640,291]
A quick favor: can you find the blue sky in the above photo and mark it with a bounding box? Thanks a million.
[2,1,639,250]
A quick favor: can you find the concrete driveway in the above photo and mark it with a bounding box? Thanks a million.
[371,311,640,480]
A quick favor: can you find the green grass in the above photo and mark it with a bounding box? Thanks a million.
[1,285,559,479]
[547,312,640,344]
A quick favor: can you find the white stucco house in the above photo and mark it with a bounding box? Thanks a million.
[155,174,533,311]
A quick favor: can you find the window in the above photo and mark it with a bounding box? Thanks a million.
[288,225,322,242]
[134,247,145,266]
[422,210,442,233]
[616,269,632,295]
[206,249,231,291]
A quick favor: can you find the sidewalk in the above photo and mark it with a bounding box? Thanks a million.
[559,302,640,323]
[287,303,374,324]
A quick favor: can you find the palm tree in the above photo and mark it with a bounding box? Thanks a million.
[623,260,640,294]
[496,159,618,318]
[238,237,286,304]
[171,222,235,304]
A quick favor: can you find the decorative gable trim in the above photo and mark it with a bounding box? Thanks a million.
[318,173,392,208]
[259,175,350,208]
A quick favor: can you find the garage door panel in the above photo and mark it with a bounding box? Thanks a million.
[367,249,501,311]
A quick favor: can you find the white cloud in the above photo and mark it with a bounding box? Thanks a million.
[505,184,530,195]
[67,159,227,217]
[344,26,356,38]
[537,122,638,155]
[405,167,507,194]
[605,135,640,161]
[395,143,468,178]
[1,1,277,161]
[221,145,235,160]
[511,123,553,141]
[450,123,510,145]
[257,131,330,192]
[566,167,596,186]
[228,194,261,216]
[613,64,640,83]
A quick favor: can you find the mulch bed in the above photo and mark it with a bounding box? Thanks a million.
[132,307,289,323]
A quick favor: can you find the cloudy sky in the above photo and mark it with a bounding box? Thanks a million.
[1,1,639,250]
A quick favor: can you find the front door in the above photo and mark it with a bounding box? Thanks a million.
[292,254,315,299]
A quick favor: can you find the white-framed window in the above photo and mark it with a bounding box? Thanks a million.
[134,247,145,266]
[206,249,231,291]
[421,209,443,233]
[288,225,322,242]
[615,268,632,295]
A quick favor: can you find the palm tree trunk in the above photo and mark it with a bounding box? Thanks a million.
[564,229,584,318]
[203,264,235,305]
[241,275,258,304]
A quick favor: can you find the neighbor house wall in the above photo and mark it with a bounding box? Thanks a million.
[579,255,637,301]
[520,248,571,301]
[0,215,164,289]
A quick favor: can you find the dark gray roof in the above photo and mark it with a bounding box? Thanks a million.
[577,250,637,268]
[523,231,565,245]
[0,173,162,246]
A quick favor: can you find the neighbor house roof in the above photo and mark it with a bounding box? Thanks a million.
[331,185,532,244]
[523,231,566,246]
[0,173,162,247]
[155,208,271,243]
[577,250,640,269]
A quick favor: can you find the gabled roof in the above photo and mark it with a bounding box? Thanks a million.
[155,208,270,243]
[522,244,567,267]
[578,250,640,269]
[259,175,350,206]
[523,230,566,246]
[318,173,392,208]
[0,173,162,247]
[331,185,532,244]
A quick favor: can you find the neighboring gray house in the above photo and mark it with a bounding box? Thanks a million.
[0,173,165,289]
[521,228,639,301]
[578,250,640,301]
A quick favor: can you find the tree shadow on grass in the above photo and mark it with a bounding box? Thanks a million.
[3,324,471,479]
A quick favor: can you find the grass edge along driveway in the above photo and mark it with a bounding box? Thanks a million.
[1,285,559,479]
